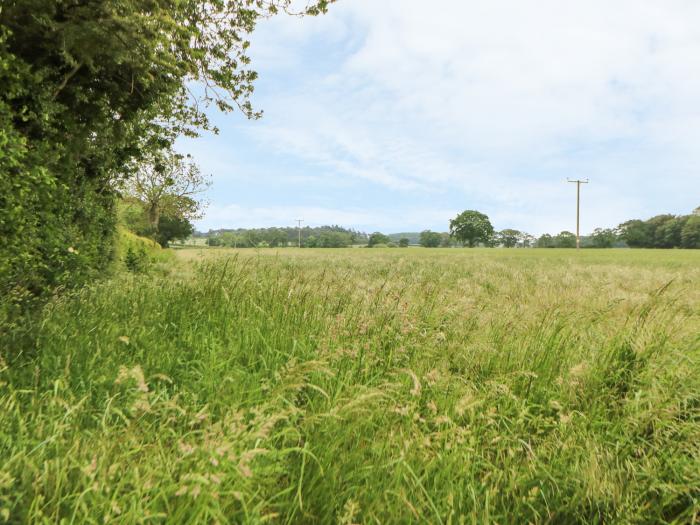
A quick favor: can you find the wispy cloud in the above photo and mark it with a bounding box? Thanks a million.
[189,0,700,234]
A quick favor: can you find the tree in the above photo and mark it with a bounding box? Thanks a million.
[368,232,390,247]
[118,198,153,237]
[554,231,577,248]
[317,231,352,248]
[618,220,653,248]
[123,151,210,235]
[0,0,334,316]
[655,216,686,249]
[264,228,289,247]
[419,230,442,248]
[449,210,494,247]
[156,214,194,247]
[536,234,555,248]
[440,233,453,247]
[497,229,522,248]
[521,234,536,248]
[398,238,410,248]
[681,215,700,248]
[645,214,678,248]
[590,228,618,248]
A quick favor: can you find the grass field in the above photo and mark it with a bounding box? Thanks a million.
[1,248,699,524]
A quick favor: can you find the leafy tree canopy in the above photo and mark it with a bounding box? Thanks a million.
[590,228,618,248]
[554,231,577,249]
[496,229,522,248]
[449,210,494,247]
[122,150,210,234]
[368,232,391,247]
[419,230,442,248]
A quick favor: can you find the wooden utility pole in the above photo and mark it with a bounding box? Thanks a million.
[567,179,589,249]
[296,219,304,248]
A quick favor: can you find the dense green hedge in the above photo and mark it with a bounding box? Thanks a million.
[1,1,333,329]
[0,26,119,325]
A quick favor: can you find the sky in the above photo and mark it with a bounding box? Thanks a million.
[178,0,700,235]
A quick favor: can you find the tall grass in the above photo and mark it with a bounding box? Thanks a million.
[1,249,698,523]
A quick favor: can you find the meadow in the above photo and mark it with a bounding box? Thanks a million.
[1,248,699,524]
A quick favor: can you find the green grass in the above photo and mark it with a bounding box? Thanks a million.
[1,248,699,524]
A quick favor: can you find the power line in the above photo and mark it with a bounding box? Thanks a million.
[295,219,304,248]
[567,178,589,250]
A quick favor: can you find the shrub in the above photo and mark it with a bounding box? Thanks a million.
[123,247,149,273]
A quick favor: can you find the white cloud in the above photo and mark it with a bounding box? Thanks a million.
[207,1,700,233]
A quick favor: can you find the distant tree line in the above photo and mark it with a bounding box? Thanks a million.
[535,208,700,249]
[206,226,366,248]
[617,210,700,249]
[392,206,700,249]
[200,206,700,250]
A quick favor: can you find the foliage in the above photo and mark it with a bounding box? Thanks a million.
[0,0,334,322]
[681,215,700,249]
[1,249,699,523]
[119,196,195,248]
[368,232,391,247]
[554,231,577,248]
[618,220,652,248]
[156,214,195,248]
[618,209,698,249]
[537,234,555,248]
[122,150,210,234]
[419,230,442,248]
[398,238,410,248]
[590,228,618,248]
[207,225,363,248]
[311,231,353,248]
[449,210,495,247]
[496,229,522,248]
[123,246,150,273]
[118,198,153,237]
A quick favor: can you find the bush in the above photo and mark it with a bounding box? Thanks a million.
[124,247,149,273]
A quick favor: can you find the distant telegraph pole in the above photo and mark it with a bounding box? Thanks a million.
[296,219,304,248]
[567,178,589,250]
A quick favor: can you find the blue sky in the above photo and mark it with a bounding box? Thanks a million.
[178,0,700,235]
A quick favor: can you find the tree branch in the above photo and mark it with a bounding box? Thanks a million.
[52,62,83,100]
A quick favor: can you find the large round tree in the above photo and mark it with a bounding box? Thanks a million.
[449,210,494,247]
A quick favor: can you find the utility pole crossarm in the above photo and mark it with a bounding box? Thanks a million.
[567,179,589,250]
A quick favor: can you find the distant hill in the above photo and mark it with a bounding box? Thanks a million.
[387,232,421,245]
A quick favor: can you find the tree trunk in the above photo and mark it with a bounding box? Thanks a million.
[148,203,160,233]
